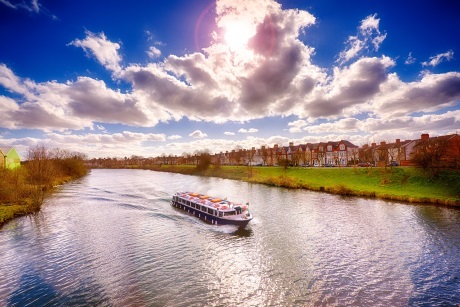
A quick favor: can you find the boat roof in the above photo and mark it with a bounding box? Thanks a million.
[176,192,247,212]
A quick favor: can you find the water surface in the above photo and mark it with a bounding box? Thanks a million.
[1,169,459,306]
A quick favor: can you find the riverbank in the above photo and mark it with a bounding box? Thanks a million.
[0,148,89,228]
[131,165,460,206]
[0,175,83,228]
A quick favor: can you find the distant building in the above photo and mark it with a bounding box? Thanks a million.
[409,133,460,168]
[0,147,21,169]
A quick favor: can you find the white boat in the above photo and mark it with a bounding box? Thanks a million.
[171,192,252,227]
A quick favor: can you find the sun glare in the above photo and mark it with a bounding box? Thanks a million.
[224,21,254,52]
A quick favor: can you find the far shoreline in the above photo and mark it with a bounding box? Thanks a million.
[97,165,460,207]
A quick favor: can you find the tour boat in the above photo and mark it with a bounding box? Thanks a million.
[171,192,253,227]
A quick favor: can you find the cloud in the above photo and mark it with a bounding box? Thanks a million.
[422,50,454,67]
[238,128,259,133]
[405,52,416,65]
[287,119,308,133]
[374,71,460,116]
[0,66,169,130]
[1,0,39,13]
[147,46,161,58]
[168,135,182,140]
[68,31,122,73]
[189,130,207,138]
[338,14,386,65]
[300,56,395,118]
[1,0,459,148]
[224,131,235,135]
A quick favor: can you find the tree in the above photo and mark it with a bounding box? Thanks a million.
[196,150,212,171]
[412,137,449,174]
[232,146,244,166]
[278,158,290,169]
[261,146,269,166]
[349,147,359,167]
[25,145,56,186]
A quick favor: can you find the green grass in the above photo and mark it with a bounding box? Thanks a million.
[0,202,36,225]
[152,165,460,206]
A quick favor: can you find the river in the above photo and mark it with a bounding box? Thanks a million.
[1,169,459,306]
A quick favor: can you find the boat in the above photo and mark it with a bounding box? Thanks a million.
[171,192,253,227]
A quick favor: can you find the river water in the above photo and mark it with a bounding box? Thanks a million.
[1,169,459,306]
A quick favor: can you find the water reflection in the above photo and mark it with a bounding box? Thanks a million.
[408,205,460,306]
[1,169,460,306]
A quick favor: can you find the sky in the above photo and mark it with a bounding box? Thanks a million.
[1,0,459,159]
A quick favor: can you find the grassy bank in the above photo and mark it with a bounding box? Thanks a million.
[140,165,460,206]
[0,149,88,228]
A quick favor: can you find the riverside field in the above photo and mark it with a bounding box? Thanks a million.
[141,165,460,206]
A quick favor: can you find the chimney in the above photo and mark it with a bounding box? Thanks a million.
[371,143,376,148]
[289,142,294,147]
[396,139,400,145]
[274,144,279,149]
[380,141,386,146]
[261,145,266,150]
[421,133,429,140]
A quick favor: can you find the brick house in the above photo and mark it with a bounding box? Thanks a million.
[409,133,460,168]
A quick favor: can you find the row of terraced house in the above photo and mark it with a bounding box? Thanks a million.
[210,140,359,166]
[203,133,460,167]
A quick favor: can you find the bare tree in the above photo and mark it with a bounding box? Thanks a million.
[26,145,56,186]
[412,137,449,174]
[260,146,269,166]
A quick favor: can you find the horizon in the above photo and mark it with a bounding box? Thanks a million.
[1,0,459,159]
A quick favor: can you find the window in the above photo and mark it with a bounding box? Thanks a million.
[340,144,345,150]
[327,145,332,151]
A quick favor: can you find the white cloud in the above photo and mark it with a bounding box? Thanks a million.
[147,46,161,58]
[1,0,39,12]
[1,0,459,160]
[0,64,29,95]
[68,31,122,73]
[168,135,182,140]
[287,119,308,133]
[405,52,416,65]
[374,71,460,116]
[338,14,386,64]
[189,130,207,138]
[422,50,454,67]
[238,128,259,133]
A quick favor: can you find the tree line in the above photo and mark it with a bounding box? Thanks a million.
[0,145,88,211]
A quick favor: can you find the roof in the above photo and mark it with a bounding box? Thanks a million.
[413,134,460,148]
[0,147,14,156]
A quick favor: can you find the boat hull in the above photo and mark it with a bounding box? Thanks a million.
[171,200,251,227]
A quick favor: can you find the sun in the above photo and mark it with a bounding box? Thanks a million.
[224,21,255,52]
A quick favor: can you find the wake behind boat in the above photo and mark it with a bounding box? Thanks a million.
[171,192,253,227]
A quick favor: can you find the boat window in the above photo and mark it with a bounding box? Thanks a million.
[224,211,236,216]
[207,208,214,215]
[187,201,190,206]
[191,203,195,208]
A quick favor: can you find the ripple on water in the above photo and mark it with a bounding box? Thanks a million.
[1,169,460,306]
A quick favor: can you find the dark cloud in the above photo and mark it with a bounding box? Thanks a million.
[67,77,150,125]
[376,72,460,115]
[240,44,303,111]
